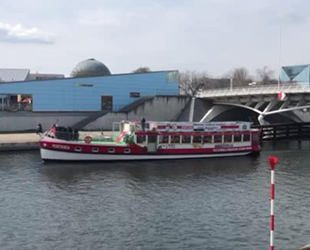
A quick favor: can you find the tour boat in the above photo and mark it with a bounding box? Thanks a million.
[39,120,261,162]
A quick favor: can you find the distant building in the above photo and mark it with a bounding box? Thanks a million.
[280,64,310,85]
[27,73,64,81]
[0,68,64,83]
[0,59,179,112]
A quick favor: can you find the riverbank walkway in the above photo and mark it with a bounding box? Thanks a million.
[0,131,113,151]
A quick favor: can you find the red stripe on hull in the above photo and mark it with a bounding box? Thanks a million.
[40,139,254,156]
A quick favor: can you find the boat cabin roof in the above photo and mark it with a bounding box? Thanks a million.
[119,120,251,133]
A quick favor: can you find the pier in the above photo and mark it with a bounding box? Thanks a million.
[252,122,310,142]
[0,131,113,151]
[0,133,39,151]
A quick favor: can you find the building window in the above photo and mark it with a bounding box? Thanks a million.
[166,71,178,83]
[130,92,140,98]
[77,84,95,87]
[101,96,113,112]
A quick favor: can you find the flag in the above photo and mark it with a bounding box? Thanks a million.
[278,91,286,101]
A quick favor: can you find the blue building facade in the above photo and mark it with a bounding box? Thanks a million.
[0,71,179,112]
[280,64,310,85]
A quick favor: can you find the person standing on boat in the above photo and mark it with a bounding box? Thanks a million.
[36,123,43,135]
[141,117,146,131]
[50,123,56,137]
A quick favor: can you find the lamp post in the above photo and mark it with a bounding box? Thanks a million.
[278,25,282,88]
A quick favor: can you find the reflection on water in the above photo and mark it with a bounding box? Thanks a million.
[0,142,310,250]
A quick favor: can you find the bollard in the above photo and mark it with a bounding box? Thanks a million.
[268,156,278,250]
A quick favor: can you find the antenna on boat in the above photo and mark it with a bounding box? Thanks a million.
[278,25,282,88]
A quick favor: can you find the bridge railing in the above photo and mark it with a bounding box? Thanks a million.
[199,83,310,98]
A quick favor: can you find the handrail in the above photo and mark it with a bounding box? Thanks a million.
[199,84,310,98]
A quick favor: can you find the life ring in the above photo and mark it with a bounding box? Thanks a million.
[84,135,92,144]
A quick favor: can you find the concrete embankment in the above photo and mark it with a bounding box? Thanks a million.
[0,133,39,151]
[0,131,112,151]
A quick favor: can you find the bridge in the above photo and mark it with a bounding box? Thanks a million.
[197,84,310,125]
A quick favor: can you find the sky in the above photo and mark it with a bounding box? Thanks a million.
[0,0,309,78]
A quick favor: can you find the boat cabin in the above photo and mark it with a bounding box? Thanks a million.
[116,121,258,153]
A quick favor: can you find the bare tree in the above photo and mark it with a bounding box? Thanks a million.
[257,66,276,85]
[179,71,210,97]
[224,67,253,87]
[132,67,151,73]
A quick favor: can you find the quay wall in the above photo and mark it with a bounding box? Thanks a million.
[0,112,91,132]
[0,96,191,132]
[84,96,190,130]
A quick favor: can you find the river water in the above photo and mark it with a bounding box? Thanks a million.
[0,142,310,250]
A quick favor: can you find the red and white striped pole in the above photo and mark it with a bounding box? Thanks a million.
[268,156,278,250]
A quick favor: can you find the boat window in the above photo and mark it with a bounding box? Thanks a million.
[171,135,180,143]
[92,147,99,153]
[181,135,191,143]
[148,135,157,143]
[158,135,169,143]
[214,135,223,143]
[243,134,251,142]
[75,147,82,152]
[203,135,212,143]
[124,148,131,154]
[234,134,242,142]
[224,135,232,143]
[162,135,169,143]
[137,135,147,144]
[108,148,115,153]
[193,136,202,143]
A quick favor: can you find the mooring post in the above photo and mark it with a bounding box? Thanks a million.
[298,124,302,143]
[268,156,278,250]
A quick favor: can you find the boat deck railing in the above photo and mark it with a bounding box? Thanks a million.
[44,130,119,143]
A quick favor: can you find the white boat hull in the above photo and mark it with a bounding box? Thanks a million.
[40,148,252,162]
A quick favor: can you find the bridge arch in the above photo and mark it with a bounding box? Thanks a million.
[199,102,304,124]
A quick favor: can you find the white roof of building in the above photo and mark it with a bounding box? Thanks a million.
[0,69,30,82]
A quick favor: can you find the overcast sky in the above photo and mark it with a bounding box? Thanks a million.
[0,0,309,77]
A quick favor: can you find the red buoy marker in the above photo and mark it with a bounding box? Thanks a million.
[268,156,278,250]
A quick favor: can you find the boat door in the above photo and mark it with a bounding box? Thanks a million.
[147,135,157,153]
